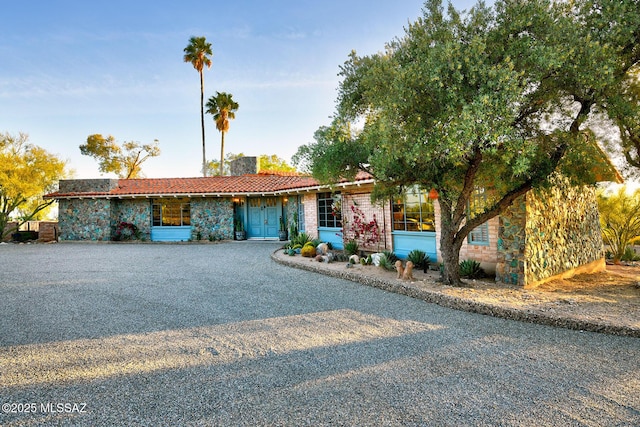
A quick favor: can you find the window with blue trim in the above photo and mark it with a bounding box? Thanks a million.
[318,192,341,228]
[467,188,489,245]
[152,199,191,226]
[392,186,436,232]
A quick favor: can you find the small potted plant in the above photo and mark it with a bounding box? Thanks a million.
[234,216,246,240]
[279,216,288,241]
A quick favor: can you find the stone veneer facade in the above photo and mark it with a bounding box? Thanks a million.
[56,179,234,241]
[497,176,604,286]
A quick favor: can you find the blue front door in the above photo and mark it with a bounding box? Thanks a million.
[247,197,280,239]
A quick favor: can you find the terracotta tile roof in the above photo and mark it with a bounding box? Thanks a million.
[46,174,321,199]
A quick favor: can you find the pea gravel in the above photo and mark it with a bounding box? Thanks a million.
[0,242,639,426]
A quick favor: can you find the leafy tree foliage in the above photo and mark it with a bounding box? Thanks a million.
[0,132,67,239]
[183,36,213,176]
[79,134,160,179]
[207,153,297,176]
[598,186,640,264]
[205,92,239,176]
[259,154,297,173]
[294,0,640,285]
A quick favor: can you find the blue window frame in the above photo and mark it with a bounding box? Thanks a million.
[467,189,490,245]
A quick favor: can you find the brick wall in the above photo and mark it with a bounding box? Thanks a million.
[301,193,317,239]
[341,191,390,252]
[38,221,59,242]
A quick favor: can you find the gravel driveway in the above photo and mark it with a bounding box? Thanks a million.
[1,242,639,426]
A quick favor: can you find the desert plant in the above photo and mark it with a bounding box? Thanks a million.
[378,254,396,271]
[344,240,359,255]
[113,222,141,241]
[382,250,398,264]
[407,249,429,269]
[621,246,640,262]
[459,259,484,279]
[301,244,316,258]
[291,232,312,247]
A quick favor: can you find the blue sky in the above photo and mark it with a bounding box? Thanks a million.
[2,0,481,178]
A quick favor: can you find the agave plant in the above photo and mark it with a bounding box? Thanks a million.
[344,240,359,255]
[459,259,484,279]
[407,249,429,269]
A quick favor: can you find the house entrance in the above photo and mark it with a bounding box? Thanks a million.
[247,197,280,239]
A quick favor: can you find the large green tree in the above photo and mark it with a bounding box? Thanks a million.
[183,36,213,176]
[79,134,160,179]
[206,92,239,176]
[294,0,640,285]
[0,132,67,239]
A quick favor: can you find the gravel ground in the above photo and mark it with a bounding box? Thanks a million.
[0,241,639,426]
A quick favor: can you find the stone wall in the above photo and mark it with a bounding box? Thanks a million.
[191,198,234,240]
[113,199,152,240]
[496,176,605,286]
[58,199,114,241]
[524,179,604,285]
[496,198,527,286]
[285,196,300,235]
[229,157,259,176]
[59,179,119,193]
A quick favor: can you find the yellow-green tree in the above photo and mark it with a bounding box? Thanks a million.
[80,134,160,179]
[0,132,67,239]
[206,153,297,176]
[598,186,640,264]
[259,154,297,173]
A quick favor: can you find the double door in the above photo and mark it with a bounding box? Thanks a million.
[247,197,280,239]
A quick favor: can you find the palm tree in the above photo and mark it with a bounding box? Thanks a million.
[183,36,213,176]
[206,92,239,176]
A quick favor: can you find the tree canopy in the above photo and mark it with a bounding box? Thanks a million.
[0,132,67,239]
[294,0,640,285]
[207,153,297,176]
[80,134,160,179]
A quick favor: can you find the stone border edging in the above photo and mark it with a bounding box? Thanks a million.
[271,250,639,338]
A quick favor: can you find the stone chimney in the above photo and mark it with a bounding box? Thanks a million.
[229,156,260,176]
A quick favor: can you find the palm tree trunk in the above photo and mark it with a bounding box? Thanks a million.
[220,131,226,176]
[200,70,206,177]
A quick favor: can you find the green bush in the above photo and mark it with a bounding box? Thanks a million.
[379,254,396,271]
[344,240,359,255]
[382,250,398,264]
[407,250,429,269]
[621,246,640,262]
[291,232,312,247]
[459,259,484,279]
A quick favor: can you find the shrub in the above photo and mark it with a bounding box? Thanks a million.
[407,249,429,269]
[459,259,484,279]
[292,232,312,247]
[378,254,396,271]
[382,250,398,264]
[344,240,359,255]
[621,246,640,262]
[113,222,141,241]
[301,244,317,258]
